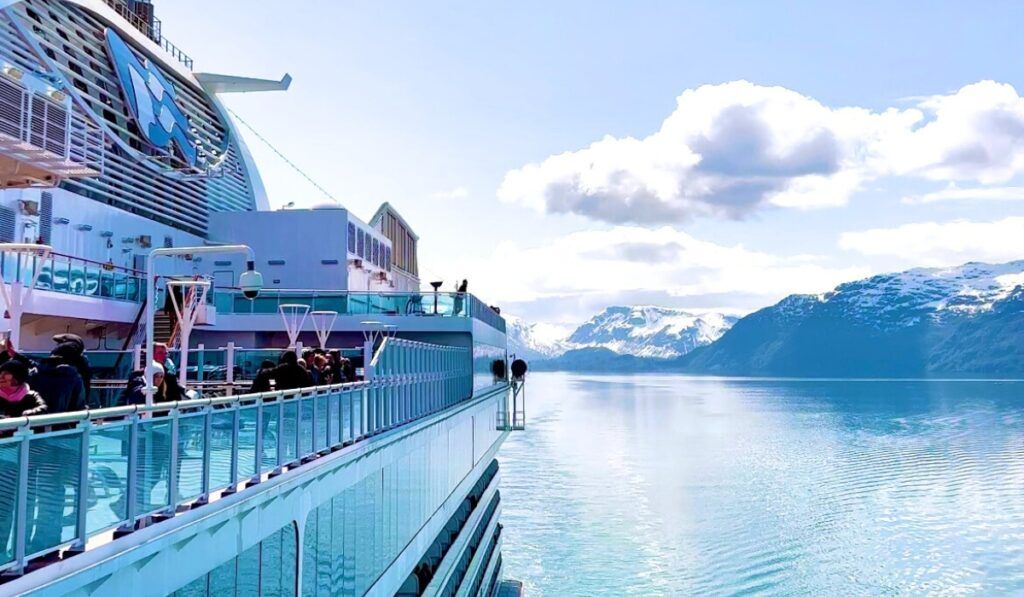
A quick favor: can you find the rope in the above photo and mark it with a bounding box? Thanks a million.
[224,105,339,204]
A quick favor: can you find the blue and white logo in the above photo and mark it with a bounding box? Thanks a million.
[105,29,197,167]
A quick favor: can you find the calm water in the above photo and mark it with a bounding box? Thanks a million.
[499,373,1024,595]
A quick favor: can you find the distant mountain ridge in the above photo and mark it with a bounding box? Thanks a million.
[506,306,737,365]
[680,260,1024,377]
[568,306,738,358]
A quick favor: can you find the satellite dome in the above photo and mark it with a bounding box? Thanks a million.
[311,200,343,210]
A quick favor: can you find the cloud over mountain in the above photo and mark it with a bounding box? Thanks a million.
[499,80,1024,225]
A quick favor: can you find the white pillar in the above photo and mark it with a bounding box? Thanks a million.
[226,341,235,397]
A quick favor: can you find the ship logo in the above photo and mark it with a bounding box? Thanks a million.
[104,29,197,167]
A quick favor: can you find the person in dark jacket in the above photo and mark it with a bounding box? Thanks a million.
[0,360,47,554]
[0,360,47,419]
[118,362,184,406]
[249,359,277,393]
[272,351,312,391]
[50,333,92,398]
[30,354,87,413]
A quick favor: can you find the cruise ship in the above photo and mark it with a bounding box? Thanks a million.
[0,1,525,594]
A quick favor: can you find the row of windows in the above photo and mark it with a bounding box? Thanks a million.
[376,210,417,277]
[346,221,391,271]
[172,522,298,597]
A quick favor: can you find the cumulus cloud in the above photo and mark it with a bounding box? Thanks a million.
[838,217,1024,267]
[499,80,1024,225]
[449,226,868,322]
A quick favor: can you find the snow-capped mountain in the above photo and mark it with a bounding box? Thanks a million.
[504,315,572,360]
[505,306,737,362]
[567,306,737,358]
[681,260,1024,377]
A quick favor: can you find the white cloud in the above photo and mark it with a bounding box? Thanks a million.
[429,186,469,200]
[901,184,1024,204]
[839,217,1024,266]
[452,226,868,321]
[499,80,1024,225]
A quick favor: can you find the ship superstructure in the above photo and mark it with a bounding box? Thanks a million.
[0,1,524,595]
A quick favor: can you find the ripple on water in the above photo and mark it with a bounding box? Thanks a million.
[499,374,1024,596]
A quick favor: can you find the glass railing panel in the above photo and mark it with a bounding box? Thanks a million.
[314,394,329,452]
[328,393,340,446]
[0,439,21,566]
[86,422,129,534]
[237,405,258,480]
[176,413,206,502]
[261,403,280,473]
[300,397,314,455]
[135,418,173,516]
[281,401,298,463]
[27,431,82,555]
[209,410,235,491]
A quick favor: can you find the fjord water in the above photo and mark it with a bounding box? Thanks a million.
[500,373,1024,595]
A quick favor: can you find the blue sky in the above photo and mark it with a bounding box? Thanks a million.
[159,1,1024,325]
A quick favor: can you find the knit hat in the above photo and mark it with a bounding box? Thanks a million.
[0,360,29,385]
[51,341,81,360]
[150,361,165,376]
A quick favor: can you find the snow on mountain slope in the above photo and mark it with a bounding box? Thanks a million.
[681,259,1024,377]
[505,315,572,360]
[817,260,1024,328]
[566,306,738,358]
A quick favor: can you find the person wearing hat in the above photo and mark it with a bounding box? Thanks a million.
[50,333,92,398]
[31,351,87,414]
[0,360,47,419]
[118,361,184,406]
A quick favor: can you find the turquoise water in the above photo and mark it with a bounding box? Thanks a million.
[499,373,1024,595]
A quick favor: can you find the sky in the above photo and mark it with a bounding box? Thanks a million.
[157,0,1024,326]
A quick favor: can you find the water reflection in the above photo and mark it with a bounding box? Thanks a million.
[500,373,1024,595]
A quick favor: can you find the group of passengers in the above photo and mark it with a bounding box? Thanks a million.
[0,333,359,420]
[0,333,94,420]
[249,348,355,393]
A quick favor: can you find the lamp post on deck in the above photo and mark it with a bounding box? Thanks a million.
[144,245,261,407]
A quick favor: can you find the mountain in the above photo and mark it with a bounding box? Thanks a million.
[505,315,571,361]
[568,306,738,358]
[681,260,1024,377]
[505,306,737,368]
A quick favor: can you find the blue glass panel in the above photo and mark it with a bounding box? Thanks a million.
[27,432,82,555]
[327,394,340,447]
[238,406,258,480]
[262,402,280,473]
[208,555,237,594]
[314,395,328,452]
[86,423,129,534]
[282,401,298,463]
[237,540,260,596]
[176,414,206,502]
[0,441,21,565]
[209,410,235,490]
[174,575,207,596]
[317,500,332,595]
[281,523,297,597]
[302,512,317,596]
[261,526,283,597]
[300,398,314,456]
[135,419,172,515]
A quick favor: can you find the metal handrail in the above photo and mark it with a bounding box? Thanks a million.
[0,339,475,575]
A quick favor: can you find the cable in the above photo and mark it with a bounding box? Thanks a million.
[224,105,339,204]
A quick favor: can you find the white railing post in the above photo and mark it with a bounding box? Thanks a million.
[226,341,235,397]
[132,343,142,371]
